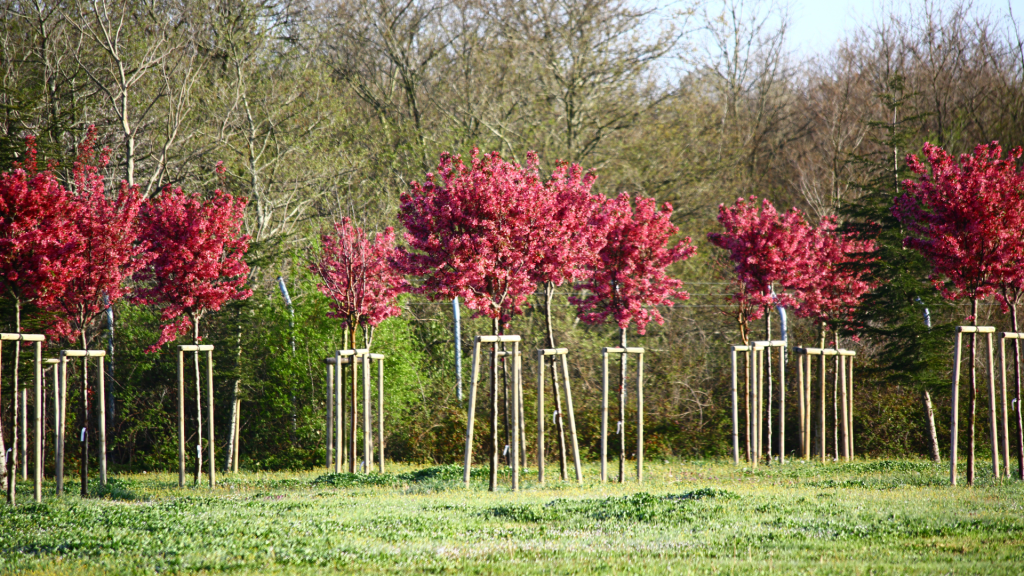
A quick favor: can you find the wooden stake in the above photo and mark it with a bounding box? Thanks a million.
[778,345,785,464]
[335,354,343,474]
[840,354,848,461]
[537,351,546,484]
[1000,336,1011,477]
[560,354,583,484]
[177,349,185,487]
[819,348,826,463]
[34,342,41,502]
[207,349,215,488]
[326,363,333,470]
[951,331,963,486]
[731,347,739,465]
[511,342,520,492]
[233,398,240,473]
[848,356,855,459]
[987,332,999,479]
[462,339,482,487]
[636,352,645,483]
[98,356,107,486]
[601,350,609,483]
[377,356,384,474]
[797,350,805,460]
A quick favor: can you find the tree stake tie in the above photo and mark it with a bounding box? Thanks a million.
[80,428,87,442]
[616,421,623,434]
[552,410,561,424]
[502,444,510,456]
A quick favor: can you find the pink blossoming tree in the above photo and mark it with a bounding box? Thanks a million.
[0,137,80,503]
[397,149,551,490]
[893,141,1024,485]
[573,192,695,481]
[135,184,252,484]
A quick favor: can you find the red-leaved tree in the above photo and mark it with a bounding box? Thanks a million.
[573,192,695,481]
[135,184,251,483]
[312,218,407,349]
[397,149,551,490]
[42,127,147,497]
[311,218,407,474]
[707,196,815,464]
[893,141,1024,485]
[0,136,80,503]
[528,161,608,480]
[46,128,147,348]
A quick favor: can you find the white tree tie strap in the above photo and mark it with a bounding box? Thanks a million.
[502,444,510,456]
[616,421,623,434]
[80,428,87,442]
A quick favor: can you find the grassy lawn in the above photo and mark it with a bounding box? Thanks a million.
[1,458,1022,574]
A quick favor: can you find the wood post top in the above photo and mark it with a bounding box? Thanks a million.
[0,332,45,342]
[956,325,996,334]
[476,334,521,343]
[536,348,569,356]
[60,349,107,357]
[602,346,645,354]
[178,344,214,352]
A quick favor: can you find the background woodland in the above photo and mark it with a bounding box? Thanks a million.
[2,0,1024,470]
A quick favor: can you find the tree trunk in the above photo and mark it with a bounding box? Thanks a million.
[80,324,89,497]
[618,327,626,483]
[350,327,358,473]
[501,341,510,466]
[1012,305,1024,479]
[193,319,202,486]
[924,390,940,462]
[833,329,840,461]
[765,308,773,464]
[225,313,242,472]
[543,283,569,481]
[968,299,978,485]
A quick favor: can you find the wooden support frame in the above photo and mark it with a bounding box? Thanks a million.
[535,348,583,485]
[463,334,522,491]
[793,347,856,463]
[177,344,214,488]
[949,326,997,486]
[600,346,645,483]
[323,356,350,472]
[359,352,387,473]
[751,340,786,465]
[58,349,106,497]
[1,333,45,504]
[331,350,384,474]
[730,344,755,465]
[997,332,1023,479]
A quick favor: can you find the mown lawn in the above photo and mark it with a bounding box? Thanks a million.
[1,459,1022,574]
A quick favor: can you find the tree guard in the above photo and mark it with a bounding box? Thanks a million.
[997,332,1023,479]
[463,334,523,491]
[949,326,999,486]
[730,344,758,465]
[177,344,214,488]
[1,333,44,504]
[751,340,786,465]
[535,348,582,485]
[794,347,856,462]
[56,349,106,497]
[600,346,645,484]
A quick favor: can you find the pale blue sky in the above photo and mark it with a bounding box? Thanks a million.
[786,0,1024,54]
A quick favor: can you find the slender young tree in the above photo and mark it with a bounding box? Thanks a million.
[135,184,252,484]
[790,217,876,460]
[528,160,608,479]
[574,192,695,482]
[894,141,1024,485]
[310,218,407,473]
[0,136,80,503]
[397,149,551,490]
[43,128,146,496]
[708,196,816,461]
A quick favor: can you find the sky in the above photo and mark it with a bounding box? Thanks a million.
[785,0,1024,54]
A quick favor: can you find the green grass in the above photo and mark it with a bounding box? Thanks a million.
[1,458,1022,574]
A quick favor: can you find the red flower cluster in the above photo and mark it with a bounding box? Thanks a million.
[135,187,252,349]
[573,193,695,334]
[709,196,875,327]
[397,150,554,327]
[311,218,407,330]
[894,142,1024,317]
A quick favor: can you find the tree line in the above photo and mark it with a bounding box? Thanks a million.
[0,0,1023,472]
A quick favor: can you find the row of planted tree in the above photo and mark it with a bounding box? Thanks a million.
[2,134,1023,502]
